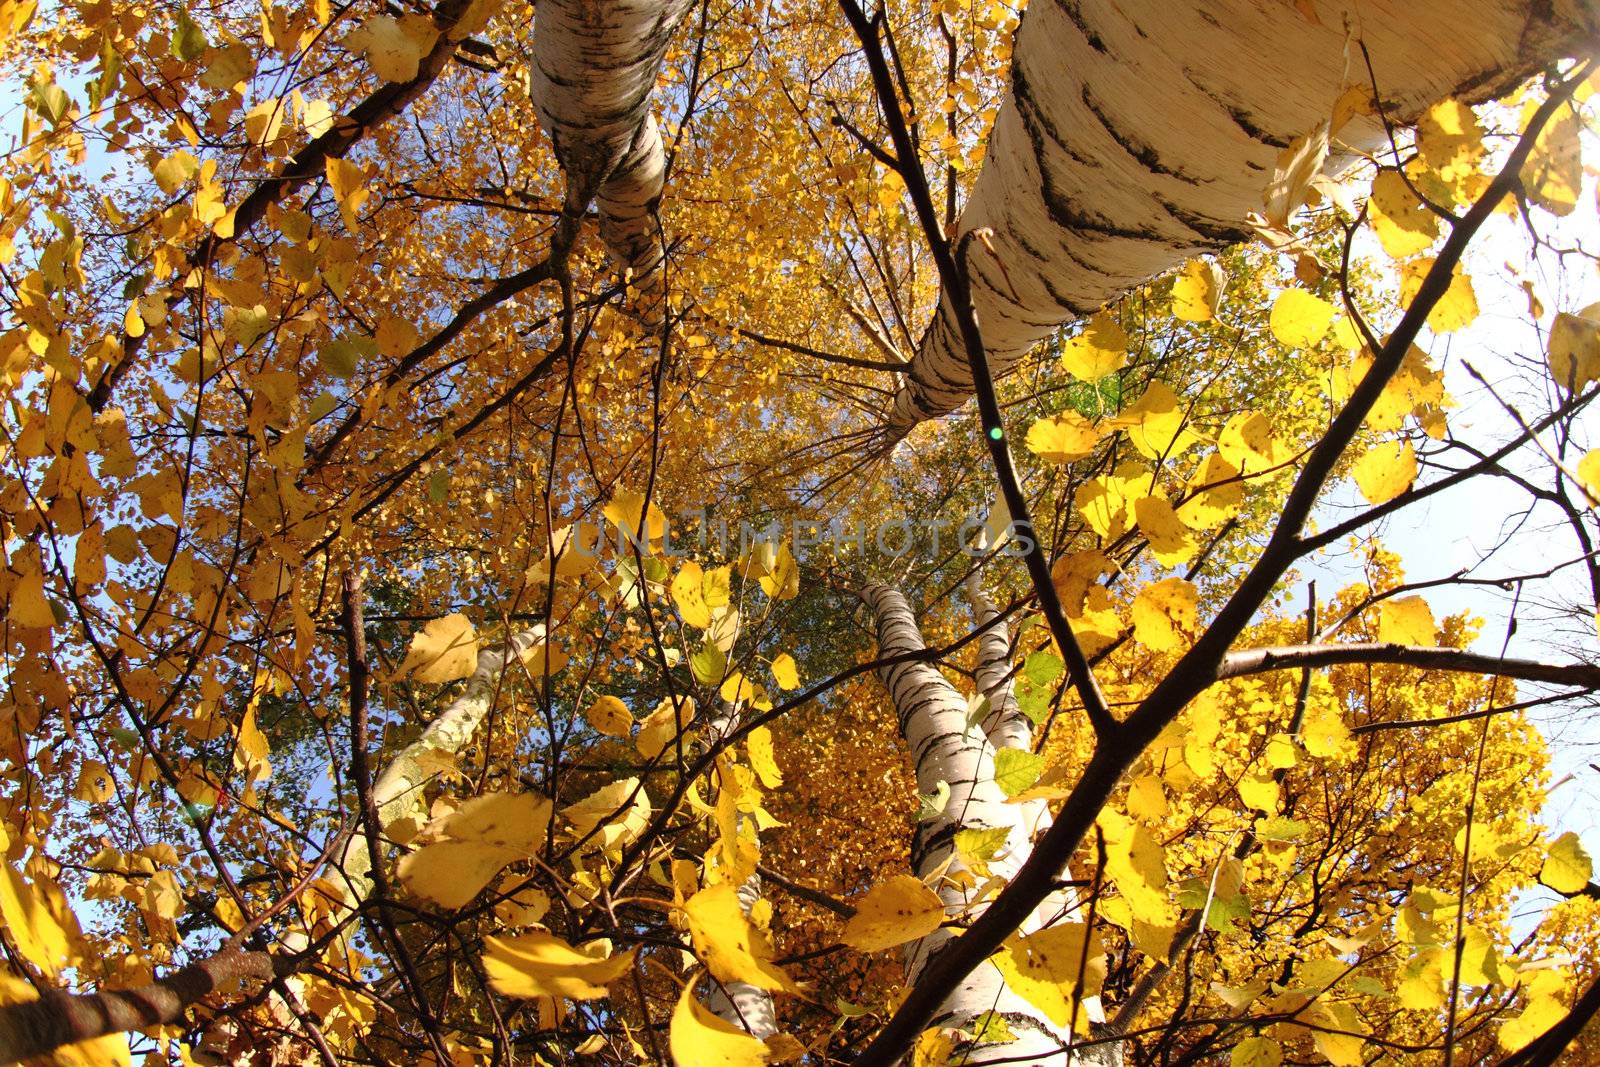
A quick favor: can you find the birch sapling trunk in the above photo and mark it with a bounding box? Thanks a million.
[696,700,779,1039]
[864,584,1116,1063]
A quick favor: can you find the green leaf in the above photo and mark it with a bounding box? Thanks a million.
[31,82,69,124]
[171,9,209,62]
[1023,650,1063,686]
[1013,675,1052,726]
[1255,816,1308,842]
[954,826,1010,870]
[427,468,450,503]
[318,335,375,379]
[690,643,726,685]
[992,748,1044,798]
[918,780,951,821]
[969,1011,1016,1044]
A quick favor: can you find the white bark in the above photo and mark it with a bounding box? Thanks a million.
[864,584,1116,1064]
[264,629,543,1057]
[700,702,779,1040]
[888,0,1590,431]
[328,627,546,908]
[528,0,693,286]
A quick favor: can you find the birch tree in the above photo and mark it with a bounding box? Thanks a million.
[2,1,1600,1066]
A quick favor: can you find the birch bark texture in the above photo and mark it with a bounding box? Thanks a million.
[887,0,1593,431]
[528,0,693,284]
[863,583,1118,1064]
[700,702,780,1041]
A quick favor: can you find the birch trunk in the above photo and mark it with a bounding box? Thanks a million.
[700,702,779,1040]
[887,0,1590,431]
[259,629,543,1059]
[528,0,693,288]
[863,584,1117,1064]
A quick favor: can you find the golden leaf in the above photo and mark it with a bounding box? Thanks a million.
[988,924,1105,1030]
[1377,595,1435,647]
[1539,831,1592,895]
[395,613,479,684]
[1170,258,1224,322]
[1350,439,1417,504]
[672,560,713,628]
[747,726,783,788]
[397,792,551,909]
[684,882,800,993]
[668,983,775,1066]
[1058,312,1127,380]
[1026,410,1100,463]
[586,695,633,738]
[1131,577,1197,653]
[1268,289,1334,349]
[769,653,799,692]
[840,874,944,952]
[483,930,634,999]
[345,13,438,82]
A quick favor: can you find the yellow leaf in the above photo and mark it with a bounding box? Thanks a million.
[1238,772,1279,814]
[1350,439,1417,504]
[1098,809,1171,923]
[1498,968,1571,1051]
[375,315,420,357]
[345,13,438,82]
[769,653,799,691]
[234,704,271,783]
[527,523,601,584]
[1171,258,1224,321]
[988,924,1105,1030]
[1540,831,1593,895]
[0,827,76,976]
[397,792,551,909]
[1368,168,1439,257]
[1134,495,1195,568]
[604,488,667,548]
[8,571,54,628]
[1399,257,1478,333]
[672,561,713,628]
[1059,312,1127,379]
[684,883,800,993]
[1521,106,1583,216]
[637,696,694,759]
[1112,381,1204,460]
[1269,289,1335,349]
[669,983,775,1066]
[747,726,783,788]
[1576,449,1600,505]
[563,777,652,852]
[1025,410,1100,463]
[1177,452,1243,528]
[1231,1036,1282,1067]
[325,156,370,230]
[1548,305,1600,391]
[758,542,800,600]
[1216,411,1283,473]
[243,97,284,149]
[483,930,634,999]
[1377,595,1435,647]
[396,613,479,684]
[911,1028,955,1067]
[840,874,945,952]
[586,695,632,738]
[1131,577,1197,653]
[73,760,113,803]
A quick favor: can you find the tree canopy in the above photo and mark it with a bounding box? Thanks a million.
[1,0,1600,1065]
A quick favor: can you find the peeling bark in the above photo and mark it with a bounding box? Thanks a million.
[528,0,693,290]
[863,583,1118,1064]
[887,0,1592,431]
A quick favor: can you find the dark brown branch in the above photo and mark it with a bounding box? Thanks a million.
[1217,643,1600,689]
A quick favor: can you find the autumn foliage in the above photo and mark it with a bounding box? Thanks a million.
[0,0,1598,1065]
